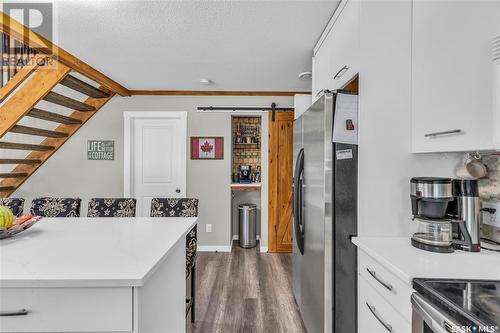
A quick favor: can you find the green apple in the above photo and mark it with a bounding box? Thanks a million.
[0,205,14,228]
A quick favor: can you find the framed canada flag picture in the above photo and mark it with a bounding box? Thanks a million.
[190,137,224,160]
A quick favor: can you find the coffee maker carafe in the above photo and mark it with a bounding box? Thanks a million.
[410,177,478,253]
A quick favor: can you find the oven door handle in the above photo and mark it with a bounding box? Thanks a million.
[411,293,434,326]
[411,293,459,333]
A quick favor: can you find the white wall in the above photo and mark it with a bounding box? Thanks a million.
[358,0,462,237]
[12,95,292,249]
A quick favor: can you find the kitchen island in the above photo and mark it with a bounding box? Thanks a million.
[0,217,197,333]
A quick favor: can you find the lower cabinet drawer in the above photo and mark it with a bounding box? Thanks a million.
[359,251,413,321]
[0,287,133,333]
[358,275,411,333]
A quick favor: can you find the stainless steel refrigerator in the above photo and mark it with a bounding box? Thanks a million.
[293,91,358,333]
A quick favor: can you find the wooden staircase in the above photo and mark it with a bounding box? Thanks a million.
[0,12,129,197]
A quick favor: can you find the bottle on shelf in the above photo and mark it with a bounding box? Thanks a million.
[235,124,242,143]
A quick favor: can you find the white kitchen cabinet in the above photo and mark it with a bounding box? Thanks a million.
[358,275,411,333]
[359,252,413,322]
[294,94,312,119]
[312,29,334,101]
[357,251,411,333]
[312,0,359,101]
[0,288,132,333]
[411,0,500,153]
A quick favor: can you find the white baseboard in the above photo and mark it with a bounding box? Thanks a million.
[197,245,232,252]
[260,246,268,253]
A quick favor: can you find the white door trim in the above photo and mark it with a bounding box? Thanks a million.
[123,111,188,198]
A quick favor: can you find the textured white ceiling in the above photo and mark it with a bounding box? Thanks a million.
[50,0,339,91]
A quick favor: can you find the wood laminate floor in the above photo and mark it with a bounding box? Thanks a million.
[190,243,306,333]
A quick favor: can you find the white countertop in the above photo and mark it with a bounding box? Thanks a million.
[230,183,262,187]
[0,217,197,288]
[352,237,500,284]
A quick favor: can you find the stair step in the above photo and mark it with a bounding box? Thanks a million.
[0,172,28,178]
[60,75,110,99]
[10,125,68,138]
[27,108,82,125]
[0,142,54,151]
[0,186,16,192]
[43,92,96,112]
[0,158,41,165]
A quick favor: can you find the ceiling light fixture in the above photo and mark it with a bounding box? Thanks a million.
[298,72,312,80]
[199,78,212,85]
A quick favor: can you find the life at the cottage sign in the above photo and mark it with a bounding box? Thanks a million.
[87,140,114,160]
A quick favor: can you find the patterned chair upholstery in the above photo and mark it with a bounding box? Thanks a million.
[0,198,25,217]
[30,197,82,217]
[150,198,198,322]
[87,198,136,217]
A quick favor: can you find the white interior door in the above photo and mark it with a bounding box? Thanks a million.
[124,112,187,216]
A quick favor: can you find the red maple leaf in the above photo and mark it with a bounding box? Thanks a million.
[200,141,214,153]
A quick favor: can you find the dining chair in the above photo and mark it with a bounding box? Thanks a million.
[87,198,136,217]
[0,198,25,217]
[30,197,82,217]
[150,198,198,323]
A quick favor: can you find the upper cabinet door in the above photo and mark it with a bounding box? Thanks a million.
[312,0,359,102]
[329,0,360,91]
[411,1,500,153]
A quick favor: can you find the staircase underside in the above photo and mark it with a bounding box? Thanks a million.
[0,63,115,197]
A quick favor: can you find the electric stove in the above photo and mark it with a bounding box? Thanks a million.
[413,278,500,331]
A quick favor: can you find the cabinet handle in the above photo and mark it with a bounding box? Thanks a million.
[366,302,393,332]
[366,268,393,291]
[424,129,462,137]
[0,309,30,316]
[334,65,349,80]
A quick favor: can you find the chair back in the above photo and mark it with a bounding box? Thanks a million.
[150,198,199,217]
[87,198,136,217]
[150,198,199,278]
[31,197,82,217]
[0,198,25,217]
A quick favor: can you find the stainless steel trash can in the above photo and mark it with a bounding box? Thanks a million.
[238,204,257,248]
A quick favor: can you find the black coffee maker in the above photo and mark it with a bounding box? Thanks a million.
[239,165,252,183]
[410,177,476,253]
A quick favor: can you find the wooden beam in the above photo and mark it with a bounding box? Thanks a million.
[0,12,129,96]
[10,125,68,138]
[0,87,115,196]
[27,108,82,125]
[0,173,28,178]
[44,92,96,112]
[0,54,47,103]
[0,64,71,138]
[60,75,110,98]
[0,158,41,165]
[129,90,312,96]
[0,142,54,151]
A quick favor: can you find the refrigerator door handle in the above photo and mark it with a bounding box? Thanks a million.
[293,148,305,254]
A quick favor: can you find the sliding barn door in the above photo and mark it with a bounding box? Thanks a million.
[124,112,187,216]
[268,111,294,252]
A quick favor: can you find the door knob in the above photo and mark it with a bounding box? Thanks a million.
[176,188,181,194]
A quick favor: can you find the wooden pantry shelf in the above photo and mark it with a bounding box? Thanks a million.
[230,183,261,191]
